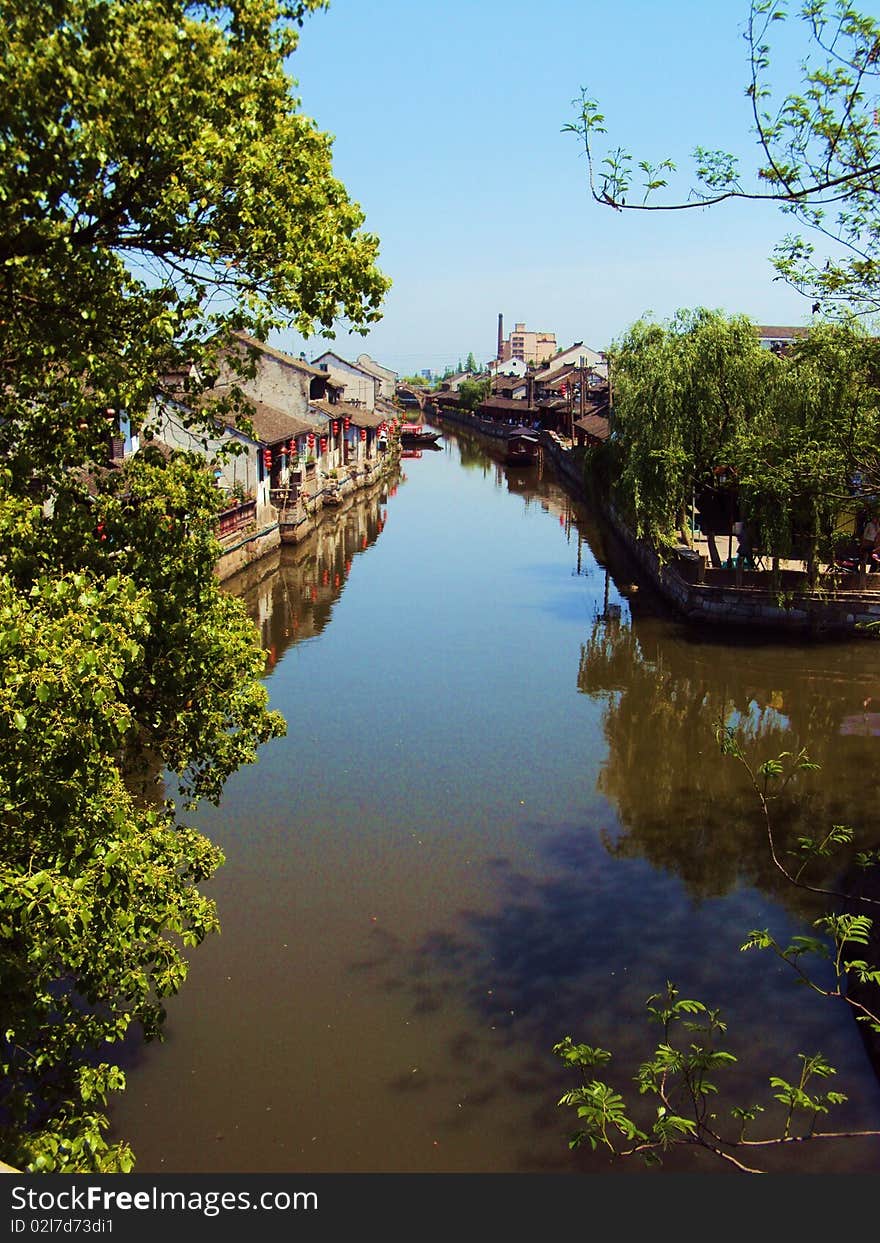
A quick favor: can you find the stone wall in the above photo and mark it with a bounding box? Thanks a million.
[539,432,880,639]
[216,522,281,582]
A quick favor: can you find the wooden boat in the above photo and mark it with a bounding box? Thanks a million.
[399,422,442,448]
[505,427,540,467]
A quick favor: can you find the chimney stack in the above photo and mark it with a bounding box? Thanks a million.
[497,313,503,361]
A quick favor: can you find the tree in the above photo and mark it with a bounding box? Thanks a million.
[555,734,880,1173]
[603,309,880,573]
[606,309,772,548]
[564,0,880,317]
[0,0,389,1171]
[457,377,492,413]
[465,351,478,374]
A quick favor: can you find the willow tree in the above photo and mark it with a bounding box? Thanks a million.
[0,0,389,1171]
[608,309,772,546]
[730,321,880,573]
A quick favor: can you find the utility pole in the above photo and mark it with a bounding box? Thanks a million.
[577,355,586,444]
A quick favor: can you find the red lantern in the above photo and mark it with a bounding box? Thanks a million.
[320,435,327,453]
[360,427,367,442]
[322,569,329,585]
[332,421,339,436]
[262,448,272,470]
[344,416,351,431]
[307,433,315,449]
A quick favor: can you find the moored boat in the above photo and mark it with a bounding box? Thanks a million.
[399,422,442,448]
[504,427,540,467]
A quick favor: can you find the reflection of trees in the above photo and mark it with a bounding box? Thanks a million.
[578,613,880,919]
[222,470,400,667]
[447,427,498,477]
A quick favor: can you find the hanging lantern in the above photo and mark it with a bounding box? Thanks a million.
[360,427,367,442]
[307,433,315,449]
[344,416,351,431]
[262,448,272,470]
[332,421,339,436]
[320,435,328,453]
[322,569,329,585]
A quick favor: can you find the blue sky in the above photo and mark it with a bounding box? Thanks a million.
[276,0,862,375]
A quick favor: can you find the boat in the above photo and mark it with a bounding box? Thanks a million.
[504,427,540,467]
[399,422,442,448]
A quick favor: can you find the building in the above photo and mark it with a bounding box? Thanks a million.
[311,350,379,410]
[756,325,810,353]
[149,332,396,578]
[356,354,399,402]
[534,341,605,376]
[488,356,528,379]
[496,315,557,366]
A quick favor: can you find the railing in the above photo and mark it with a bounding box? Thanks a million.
[217,498,256,537]
[270,486,299,510]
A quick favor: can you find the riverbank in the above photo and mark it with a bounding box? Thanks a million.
[432,404,880,639]
[214,441,401,582]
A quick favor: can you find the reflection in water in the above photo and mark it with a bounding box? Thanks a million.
[578,610,880,916]
[109,427,880,1175]
[225,467,403,665]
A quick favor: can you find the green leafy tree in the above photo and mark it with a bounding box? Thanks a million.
[465,351,478,374]
[564,0,880,317]
[457,377,492,413]
[556,736,880,1172]
[607,308,771,546]
[0,0,388,1171]
[605,309,880,572]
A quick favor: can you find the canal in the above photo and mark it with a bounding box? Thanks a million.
[110,423,880,1174]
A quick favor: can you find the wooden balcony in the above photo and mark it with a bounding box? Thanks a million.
[217,498,256,537]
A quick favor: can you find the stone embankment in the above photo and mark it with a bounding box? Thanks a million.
[215,444,400,582]
[436,404,880,639]
[543,433,880,638]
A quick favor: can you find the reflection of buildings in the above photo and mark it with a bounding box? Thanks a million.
[223,469,402,667]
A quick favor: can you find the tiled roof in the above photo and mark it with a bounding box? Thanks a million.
[311,351,380,381]
[309,398,386,429]
[573,413,611,441]
[534,362,578,385]
[237,399,315,444]
[756,325,810,338]
[478,396,538,414]
[231,330,325,376]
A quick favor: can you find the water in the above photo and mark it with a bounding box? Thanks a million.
[109,426,880,1174]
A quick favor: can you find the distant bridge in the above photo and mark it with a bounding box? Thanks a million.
[395,384,428,411]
